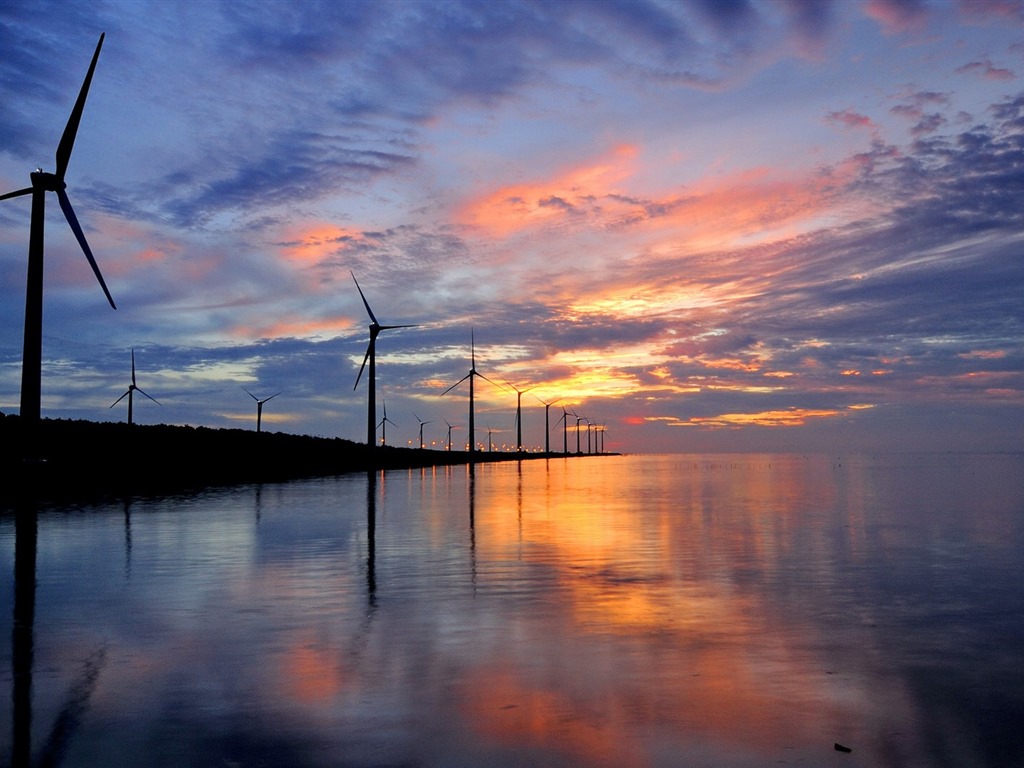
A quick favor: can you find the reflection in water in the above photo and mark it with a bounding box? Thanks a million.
[12,507,35,768]
[2,454,1023,767]
[10,506,106,768]
[366,470,376,607]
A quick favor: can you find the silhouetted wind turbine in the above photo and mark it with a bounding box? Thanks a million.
[443,419,461,451]
[504,380,534,453]
[110,350,159,426]
[575,413,585,455]
[414,412,433,449]
[0,34,115,432]
[486,425,495,453]
[351,271,417,448]
[377,399,397,446]
[557,407,570,455]
[243,387,279,433]
[535,395,561,455]
[440,330,501,456]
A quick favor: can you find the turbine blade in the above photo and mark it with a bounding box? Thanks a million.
[135,387,160,405]
[353,343,371,389]
[130,349,136,385]
[477,371,503,390]
[440,373,471,397]
[0,187,33,202]
[264,392,280,403]
[242,386,259,401]
[350,271,380,325]
[378,323,418,331]
[56,33,104,180]
[110,390,129,407]
[57,189,116,309]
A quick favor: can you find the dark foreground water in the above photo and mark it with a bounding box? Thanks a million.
[2,453,1023,768]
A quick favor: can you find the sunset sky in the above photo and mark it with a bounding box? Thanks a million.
[1,0,1022,453]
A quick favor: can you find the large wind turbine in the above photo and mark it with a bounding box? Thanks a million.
[440,330,500,456]
[443,419,461,451]
[351,271,416,448]
[0,34,115,429]
[110,350,159,426]
[243,388,279,433]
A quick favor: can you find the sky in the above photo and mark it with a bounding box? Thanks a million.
[1,0,1022,454]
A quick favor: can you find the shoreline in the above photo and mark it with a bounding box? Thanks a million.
[1,415,614,506]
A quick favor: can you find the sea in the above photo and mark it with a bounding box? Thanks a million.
[2,452,1023,768]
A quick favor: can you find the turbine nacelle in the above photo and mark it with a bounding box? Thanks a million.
[30,171,66,192]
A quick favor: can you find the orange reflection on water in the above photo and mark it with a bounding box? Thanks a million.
[457,665,647,767]
[458,458,863,761]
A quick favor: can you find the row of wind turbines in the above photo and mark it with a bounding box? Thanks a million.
[351,274,608,455]
[1,34,608,455]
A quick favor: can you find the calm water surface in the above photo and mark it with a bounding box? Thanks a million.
[3,453,1023,767]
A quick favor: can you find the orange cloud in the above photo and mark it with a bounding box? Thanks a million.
[279,223,363,263]
[457,144,639,237]
[458,144,864,254]
[659,408,844,428]
[230,315,355,340]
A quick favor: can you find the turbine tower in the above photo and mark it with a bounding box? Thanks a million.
[0,34,115,431]
[110,350,159,426]
[351,271,416,448]
[440,330,500,456]
[243,387,279,433]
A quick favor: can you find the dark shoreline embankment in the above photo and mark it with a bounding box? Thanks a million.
[1,414,611,505]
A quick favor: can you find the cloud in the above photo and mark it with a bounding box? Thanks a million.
[955,58,1016,81]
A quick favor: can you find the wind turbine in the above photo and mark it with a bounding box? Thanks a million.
[504,380,534,453]
[440,330,501,456]
[535,395,561,455]
[557,407,570,455]
[414,412,433,450]
[443,419,462,451]
[377,399,397,446]
[242,387,279,433]
[110,350,159,426]
[0,34,116,430]
[351,271,416,448]
[575,413,585,455]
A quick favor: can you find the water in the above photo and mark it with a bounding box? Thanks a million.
[2,453,1023,767]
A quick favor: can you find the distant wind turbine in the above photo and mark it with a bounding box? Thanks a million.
[0,34,115,430]
[557,407,570,455]
[110,350,160,426]
[377,399,398,446]
[575,413,585,455]
[440,330,501,455]
[414,412,433,450]
[242,387,279,433]
[504,380,533,453]
[535,395,561,455]
[443,419,461,451]
[351,271,417,448]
